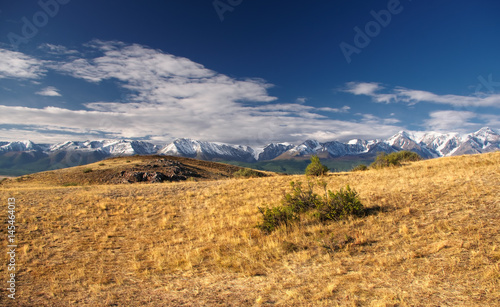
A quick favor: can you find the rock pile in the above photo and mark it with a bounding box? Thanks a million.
[118,158,199,183]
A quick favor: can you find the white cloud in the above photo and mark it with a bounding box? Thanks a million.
[344,82,381,95]
[35,86,62,97]
[424,110,478,132]
[51,41,277,107]
[356,113,399,125]
[296,97,307,103]
[318,105,351,113]
[38,43,79,55]
[345,81,500,107]
[0,49,45,79]
[345,82,500,133]
[424,110,500,132]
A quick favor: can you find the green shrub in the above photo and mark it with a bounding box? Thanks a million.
[351,164,368,172]
[305,155,329,176]
[370,151,421,169]
[316,185,364,221]
[82,168,93,173]
[98,163,106,166]
[233,168,266,178]
[258,181,364,233]
[282,181,320,213]
[257,205,297,233]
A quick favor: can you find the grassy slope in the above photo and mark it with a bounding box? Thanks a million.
[0,152,498,306]
[224,157,374,174]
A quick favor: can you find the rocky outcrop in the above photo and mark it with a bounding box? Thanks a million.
[119,158,199,183]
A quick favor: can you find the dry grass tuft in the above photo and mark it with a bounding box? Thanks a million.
[0,152,499,306]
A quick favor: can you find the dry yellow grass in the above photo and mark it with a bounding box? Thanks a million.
[0,152,499,306]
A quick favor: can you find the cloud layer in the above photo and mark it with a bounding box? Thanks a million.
[0,43,498,144]
[0,41,403,144]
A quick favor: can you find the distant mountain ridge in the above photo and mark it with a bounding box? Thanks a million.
[274,127,499,160]
[1,127,499,175]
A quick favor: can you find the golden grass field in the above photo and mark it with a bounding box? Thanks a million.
[0,152,499,306]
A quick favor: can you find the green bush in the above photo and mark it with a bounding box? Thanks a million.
[82,168,93,173]
[370,151,421,169]
[351,164,368,172]
[257,181,364,233]
[257,205,297,233]
[282,181,320,213]
[316,185,364,221]
[305,155,329,176]
[233,168,266,178]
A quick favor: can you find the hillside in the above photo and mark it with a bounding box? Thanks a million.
[2,155,268,187]
[0,152,498,306]
[224,155,375,174]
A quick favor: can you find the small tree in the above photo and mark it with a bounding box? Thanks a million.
[305,155,329,176]
[370,151,421,169]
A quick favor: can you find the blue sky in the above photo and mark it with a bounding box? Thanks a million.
[0,0,499,146]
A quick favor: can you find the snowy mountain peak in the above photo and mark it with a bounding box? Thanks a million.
[387,131,413,145]
[288,140,322,156]
[475,127,496,135]
[0,140,39,152]
[386,131,414,147]
[471,127,499,144]
[347,139,367,146]
[258,143,295,161]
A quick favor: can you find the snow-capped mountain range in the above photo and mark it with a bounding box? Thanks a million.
[261,127,499,160]
[1,128,499,172]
